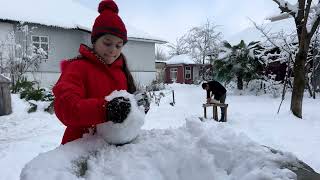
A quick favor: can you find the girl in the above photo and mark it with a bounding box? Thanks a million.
[53,0,138,144]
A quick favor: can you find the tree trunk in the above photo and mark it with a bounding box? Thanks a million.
[237,75,243,90]
[291,49,307,118]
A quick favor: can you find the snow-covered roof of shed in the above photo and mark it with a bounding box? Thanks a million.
[166,54,195,65]
[155,59,167,63]
[227,17,296,45]
[0,0,166,44]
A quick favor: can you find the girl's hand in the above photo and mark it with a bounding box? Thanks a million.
[106,97,131,123]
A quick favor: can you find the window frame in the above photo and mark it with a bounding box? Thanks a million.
[185,66,191,80]
[31,35,49,59]
[170,68,178,81]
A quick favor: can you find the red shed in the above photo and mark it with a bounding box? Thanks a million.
[164,54,207,84]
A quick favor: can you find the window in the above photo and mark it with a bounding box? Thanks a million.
[170,68,178,82]
[31,35,49,59]
[185,66,191,79]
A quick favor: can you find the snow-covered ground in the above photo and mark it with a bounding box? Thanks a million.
[1,84,320,180]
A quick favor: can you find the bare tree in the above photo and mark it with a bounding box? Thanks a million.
[271,0,320,118]
[155,45,167,61]
[166,35,189,58]
[185,19,222,64]
[1,23,46,90]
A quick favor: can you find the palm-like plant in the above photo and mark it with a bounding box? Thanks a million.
[214,40,263,90]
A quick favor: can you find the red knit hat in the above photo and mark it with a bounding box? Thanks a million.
[91,0,127,44]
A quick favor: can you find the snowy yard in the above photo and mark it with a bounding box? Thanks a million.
[1,84,320,180]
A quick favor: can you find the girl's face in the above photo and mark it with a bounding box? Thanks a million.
[93,34,124,64]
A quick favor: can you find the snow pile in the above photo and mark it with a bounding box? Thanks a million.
[96,90,145,145]
[21,118,299,180]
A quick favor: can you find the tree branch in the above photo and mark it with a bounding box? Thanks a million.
[309,15,320,37]
[296,0,306,24]
[304,0,313,22]
[271,0,297,17]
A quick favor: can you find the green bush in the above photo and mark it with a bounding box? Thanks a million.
[11,76,34,93]
[12,78,55,113]
[23,88,45,101]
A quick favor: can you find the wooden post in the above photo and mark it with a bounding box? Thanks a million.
[204,106,207,118]
[224,106,228,122]
[172,90,175,105]
[213,106,218,121]
[0,75,12,116]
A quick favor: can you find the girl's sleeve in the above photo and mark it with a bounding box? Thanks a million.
[53,63,106,127]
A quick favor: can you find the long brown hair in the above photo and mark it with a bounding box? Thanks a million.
[121,54,137,93]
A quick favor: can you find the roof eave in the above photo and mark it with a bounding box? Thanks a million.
[128,37,167,44]
[0,19,168,44]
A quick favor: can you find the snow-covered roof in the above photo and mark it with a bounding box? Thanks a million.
[155,59,166,63]
[227,18,296,45]
[166,54,195,65]
[0,0,167,44]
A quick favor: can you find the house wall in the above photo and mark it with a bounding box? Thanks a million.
[0,22,14,69]
[122,40,156,86]
[165,65,184,83]
[14,23,90,72]
[7,23,158,88]
[11,23,89,87]
[0,22,13,42]
[25,71,61,88]
[165,64,207,84]
[193,66,200,82]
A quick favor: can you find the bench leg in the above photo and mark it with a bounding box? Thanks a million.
[203,107,207,119]
[225,107,227,122]
[213,106,218,121]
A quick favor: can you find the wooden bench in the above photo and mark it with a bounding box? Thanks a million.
[202,103,228,122]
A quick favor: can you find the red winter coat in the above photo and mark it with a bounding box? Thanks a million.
[53,44,128,144]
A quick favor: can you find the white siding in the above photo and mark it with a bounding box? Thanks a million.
[23,24,90,72]
[24,72,60,88]
[193,66,200,80]
[0,22,13,41]
[132,72,156,87]
[8,23,157,87]
[0,22,14,65]
[122,40,156,86]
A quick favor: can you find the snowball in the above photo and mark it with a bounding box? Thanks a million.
[96,90,145,144]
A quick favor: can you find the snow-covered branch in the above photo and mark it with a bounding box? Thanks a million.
[304,0,313,22]
[271,0,298,17]
[308,3,320,36]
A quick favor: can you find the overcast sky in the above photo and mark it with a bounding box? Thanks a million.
[77,0,295,44]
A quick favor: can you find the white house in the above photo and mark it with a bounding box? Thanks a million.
[0,0,166,87]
